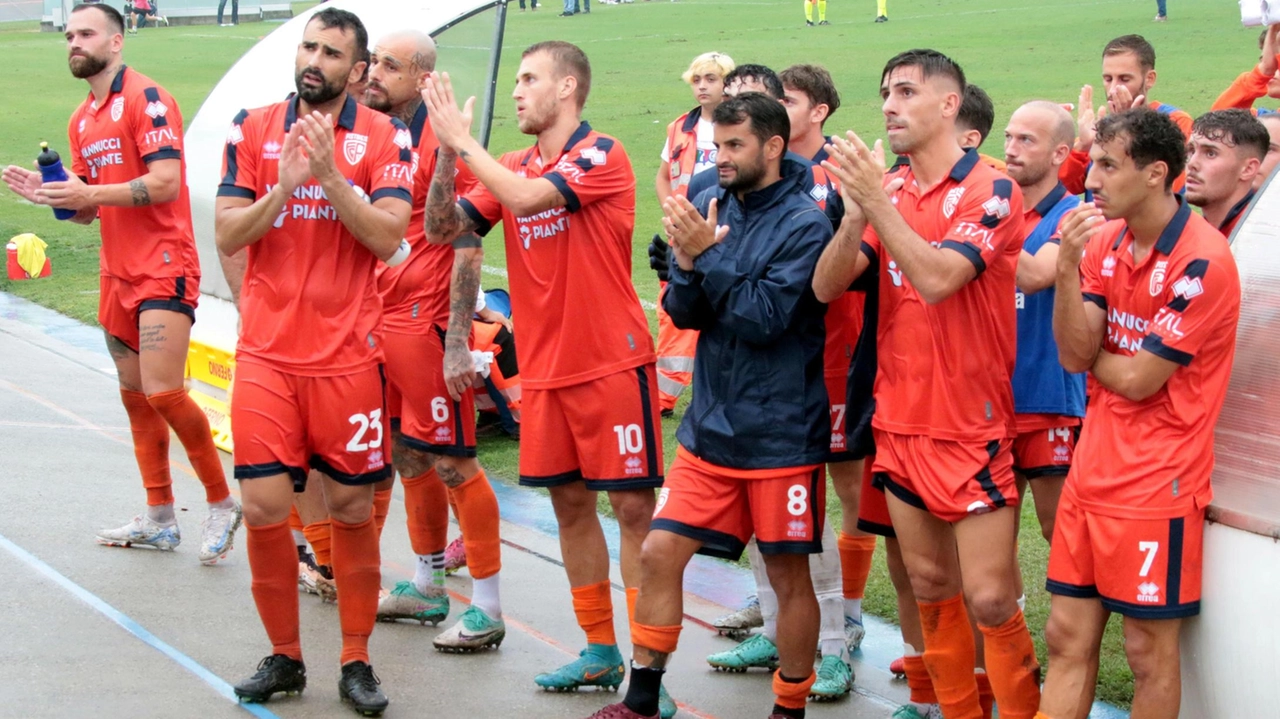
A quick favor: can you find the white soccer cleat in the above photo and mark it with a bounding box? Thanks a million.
[96,515,181,551]
[198,502,243,565]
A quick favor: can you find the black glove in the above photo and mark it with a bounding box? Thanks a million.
[648,233,671,283]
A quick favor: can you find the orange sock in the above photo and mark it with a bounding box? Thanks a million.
[402,469,449,555]
[630,622,682,654]
[449,470,501,579]
[771,671,816,710]
[372,488,392,538]
[837,532,876,599]
[331,515,381,665]
[571,580,616,646]
[120,389,173,506]
[626,586,639,625]
[147,388,230,504]
[303,519,332,567]
[904,654,938,704]
[978,610,1041,719]
[919,594,982,719]
[246,519,301,660]
[288,506,304,535]
[977,672,994,719]
[1035,713,1056,719]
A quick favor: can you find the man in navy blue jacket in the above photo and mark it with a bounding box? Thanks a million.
[587,92,833,719]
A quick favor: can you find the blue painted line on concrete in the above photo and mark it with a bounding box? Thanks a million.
[0,532,281,719]
[2,290,1131,718]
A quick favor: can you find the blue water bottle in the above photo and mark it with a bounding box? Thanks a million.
[37,142,77,221]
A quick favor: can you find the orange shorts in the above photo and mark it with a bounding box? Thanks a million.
[1046,489,1204,619]
[651,448,825,560]
[871,430,1018,523]
[384,327,476,458]
[99,273,199,352]
[825,373,853,461]
[232,362,391,490]
[518,364,664,491]
[855,455,895,538]
[1012,415,1081,479]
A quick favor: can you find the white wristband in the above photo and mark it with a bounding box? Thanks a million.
[384,239,411,267]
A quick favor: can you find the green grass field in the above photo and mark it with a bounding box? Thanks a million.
[0,0,1262,707]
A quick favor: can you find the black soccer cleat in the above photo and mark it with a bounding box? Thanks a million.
[874,14,888,22]
[339,661,390,717]
[234,654,306,703]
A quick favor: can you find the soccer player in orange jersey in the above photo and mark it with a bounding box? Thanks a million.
[1211,25,1280,115]
[1039,108,1241,719]
[361,30,507,650]
[215,8,413,714]
[1062,35,1193,196]
[813,50,1041,719]
[1185,110,1268,237]
[2,2,239,563]
[420,41,665,702]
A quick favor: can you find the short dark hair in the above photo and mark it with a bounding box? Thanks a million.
[1103,34,1156,72]
[725,64,783,100]
[880,49,966,94]
[70,2,124,35]
[523,41,592,109]
[780,64,841,124]
[713,92,790,155]
[1095,108,1187,190]
[309,7,369,65]
[1193,109,1270,161]
[957,84,995,144]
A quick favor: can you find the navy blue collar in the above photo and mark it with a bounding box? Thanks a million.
[1032,182,1069,218]
[409,102,428,147]
[1220,189,1255,232]
[681,107,703,133]
[810,136,835,165]
[109,64,127,94]
[521,121,593,167]
[1112,197,1192,254]
[948,148,980,182]
[285,93,358,132]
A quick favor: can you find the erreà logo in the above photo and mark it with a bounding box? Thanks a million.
[580,146,606,166]
[144,101,167,119]
[1137,582,1161,603]
[227,124,244,145]
[344,133,368,165]
[981,194,1010,219]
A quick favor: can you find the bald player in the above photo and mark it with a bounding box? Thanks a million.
[1005,101,1085,544]
[1185,109,1268,237]
[361,30,506,651]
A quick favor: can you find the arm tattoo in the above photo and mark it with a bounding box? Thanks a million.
[446,240,483,349]
[425,152,462,239]
[129,178,151,206]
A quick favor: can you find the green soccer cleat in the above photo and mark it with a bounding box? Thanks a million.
[892,704,944,719]
[534,643,625,692]
[433,604,505,652]
[809,654,853,701]
[658,685,677,718]
[376,581,450,625]
[706,634,779,673]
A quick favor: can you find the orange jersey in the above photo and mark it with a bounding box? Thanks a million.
[375,103,478,331]
[1211,64,1277,113]
[217,95,414,375]
[459,122,655,389]
[68,65,198,282]
[863,149,1025,441]
[1072,201,1241,518]
[1059,100,1194,195]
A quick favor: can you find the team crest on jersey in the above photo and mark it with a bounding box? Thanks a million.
[110,96,125,122]
[1150,260,1168,296]
[78,119,86,133]
[981,195,1011,220]
[262,140,282,161]
[227,123,244,145]
[144,100,167,119]
[943,186,965,218]
[343,133,368,165]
